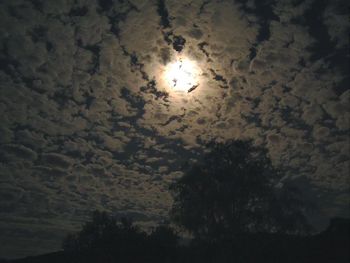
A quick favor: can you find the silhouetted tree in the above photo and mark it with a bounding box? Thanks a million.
[62,211,147,262]
[62,211,182,263]
[170,140,311,241]
[148,225,179,262]
[149,225,178,248]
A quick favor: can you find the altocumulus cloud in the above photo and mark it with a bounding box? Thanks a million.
[0,0,348,258]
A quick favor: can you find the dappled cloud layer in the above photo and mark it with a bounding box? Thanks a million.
[0,0,349,258]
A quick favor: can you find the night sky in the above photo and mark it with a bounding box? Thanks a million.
[0,0,349,259]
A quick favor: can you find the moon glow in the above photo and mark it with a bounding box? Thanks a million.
[164,58,201,92]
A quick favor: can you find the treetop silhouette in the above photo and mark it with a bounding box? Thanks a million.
[170,140,311,241]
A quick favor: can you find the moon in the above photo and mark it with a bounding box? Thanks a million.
[164,57,201,92]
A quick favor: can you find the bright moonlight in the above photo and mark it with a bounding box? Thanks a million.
[164,58,201,92]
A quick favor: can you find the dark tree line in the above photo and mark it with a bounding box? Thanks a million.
[49,140,348,263]
[62,211,178,263]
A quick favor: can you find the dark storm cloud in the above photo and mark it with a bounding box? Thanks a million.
[0,0,348,258]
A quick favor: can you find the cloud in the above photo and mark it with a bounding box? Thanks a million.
[1,144,38,161]
[0,0,348,258]
[40,153,72,169]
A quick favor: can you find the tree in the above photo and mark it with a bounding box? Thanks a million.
[170,140,311,241]
[148,225,179,262]
[62,211,147,262]
[62,211,182,263]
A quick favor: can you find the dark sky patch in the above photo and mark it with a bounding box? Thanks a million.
[97,0,114,13]
[172,35,186,52]
[198,0,211,15]
[298,0,334,61]
[29,26,48,43]
[29,0,44,13]
[237,0,279,63]
[69,6,89,17]
[140,79,169,100]
[333,76,349,96]
[198,42,211,61]
[157,0,171,29]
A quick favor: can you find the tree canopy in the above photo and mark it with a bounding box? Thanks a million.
[62,211,179,263]
[170,140,311,240]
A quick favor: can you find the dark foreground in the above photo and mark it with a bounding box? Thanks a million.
[2,218,349,263]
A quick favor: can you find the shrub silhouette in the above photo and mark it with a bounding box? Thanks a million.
[170,140,311,241]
